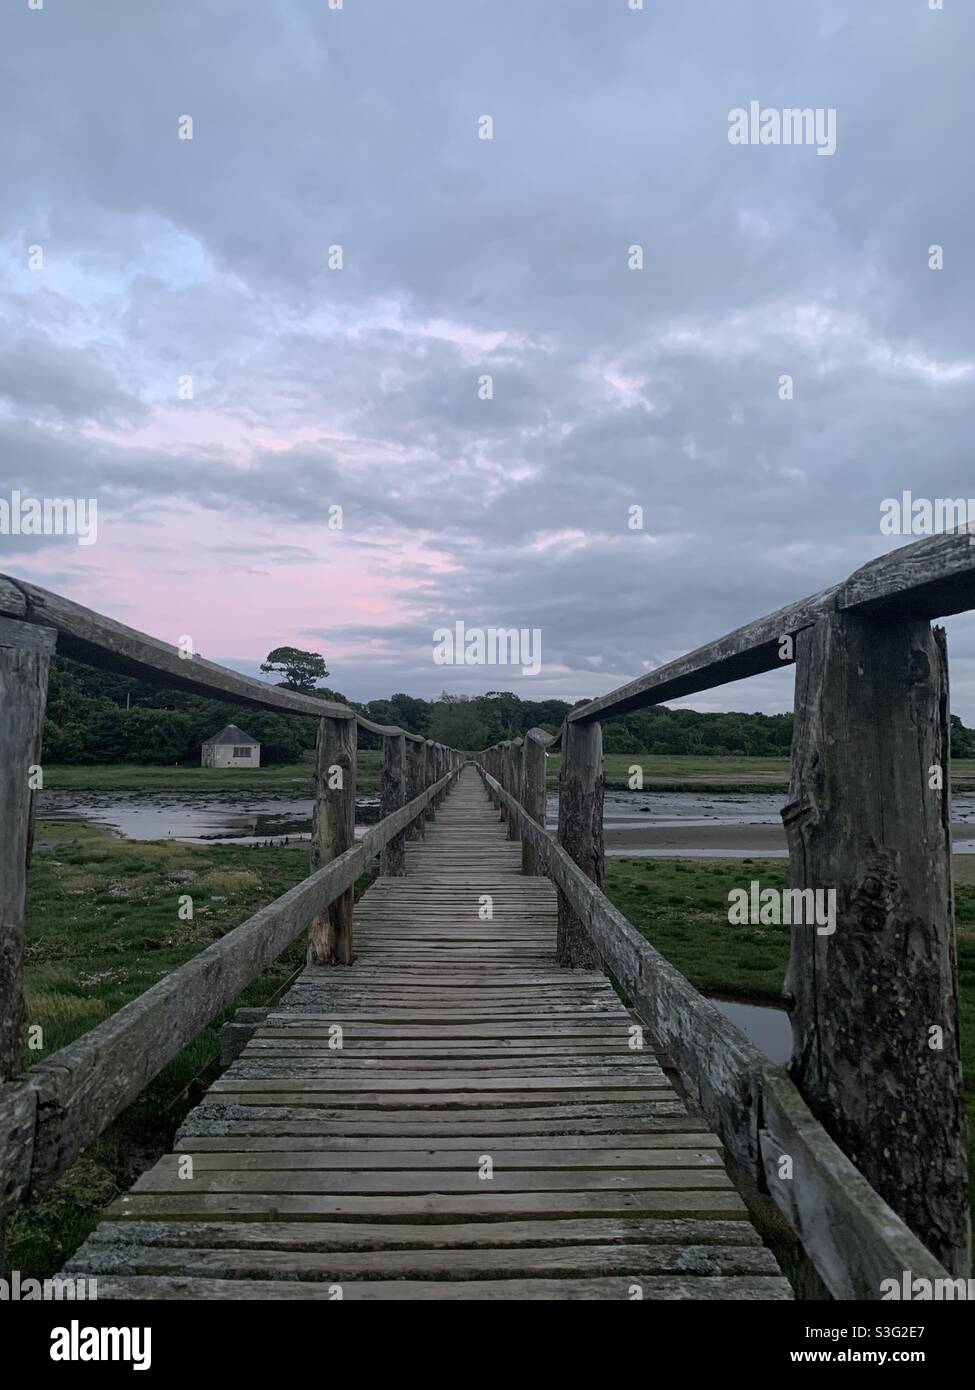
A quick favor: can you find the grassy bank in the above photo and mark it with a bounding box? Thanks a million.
[8,821,367,1278]
[39,750,382,795]
[605,855,975,1239]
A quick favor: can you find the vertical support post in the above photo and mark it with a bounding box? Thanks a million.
[556,718,603,968]
[0,617,53,1070]
[505,737,523,840]
[522,733,547,875]
[0,617,54,1272]
[380,731,407,875]
[406,738,424,839]
[497,742,510,823]
[308,714,357,965]
[784,612,969,1274]
[424,739,436,820]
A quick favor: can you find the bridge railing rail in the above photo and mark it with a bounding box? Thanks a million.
[0,572,461,1241]
[474,528,975,1298]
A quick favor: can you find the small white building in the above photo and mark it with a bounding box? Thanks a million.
[201,724,261,769]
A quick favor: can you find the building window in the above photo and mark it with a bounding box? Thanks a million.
[232,746,251,758]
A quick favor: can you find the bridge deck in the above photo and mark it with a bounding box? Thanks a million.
[65,768,791,1299]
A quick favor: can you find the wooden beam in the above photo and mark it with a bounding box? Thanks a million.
[380,733,407,875]
[307,717,357,966]
[784,612,970,1275]
[567,588,836,723]
[556,720,603,968]
[839,528,975,619]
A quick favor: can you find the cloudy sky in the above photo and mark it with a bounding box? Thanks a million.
[2,0,974,717]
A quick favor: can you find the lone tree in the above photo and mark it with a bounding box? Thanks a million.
[260,646,329,692]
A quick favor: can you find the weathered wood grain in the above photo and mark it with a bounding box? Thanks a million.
[784,612,969,1274]
[380,732,406,876]
[308,716,357,965]
[760,1068,957,1299]
[556,719,604,967]
[0,619,54,1080]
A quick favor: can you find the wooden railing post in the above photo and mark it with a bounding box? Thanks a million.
[423,740,436,820]
[308,715,357,965]
[0,618,53,1074]
[498,742,511,823]
[521,733,547,875]
[556,718,603,968]
[784,611,970,1274]
[505,738,523,841]
[380,732,407,875]
[0,617,54,1268]
[406,738,424,839]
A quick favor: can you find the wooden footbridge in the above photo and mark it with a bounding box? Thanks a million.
[0,531,971,1300]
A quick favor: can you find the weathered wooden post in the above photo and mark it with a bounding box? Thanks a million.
[423,739,437,822]
[556,718,603,968]
[505,738,523,840]
[405,737,424,839]
[784,612,970,1274]
[381,731,407,875]
[1,617,54,1073]
[0,616,54,1267]
[497,741,511,823]
[307,713,357,965]
[521,732,547,875]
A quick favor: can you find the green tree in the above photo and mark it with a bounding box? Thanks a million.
[260,646,329,692]
[429,696,487,751]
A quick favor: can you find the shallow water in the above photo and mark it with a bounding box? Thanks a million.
[708,996,791,1064]
[40,787,975,852]
[38,791,379,846]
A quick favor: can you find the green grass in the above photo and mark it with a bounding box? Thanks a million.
[605,855,975,1245]
[40,751,382,795]
[7,821,373,1278]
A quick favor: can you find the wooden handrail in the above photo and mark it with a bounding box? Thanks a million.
[566,529,975,726]
[0,572,428,741]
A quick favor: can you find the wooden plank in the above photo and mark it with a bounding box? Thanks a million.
[67,1241,780,1281]
[75,1216,760,1249]
[108,1190,749,1220]
[64,1273,792,1300]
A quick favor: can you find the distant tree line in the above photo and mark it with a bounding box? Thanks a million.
[41,658,975,765]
